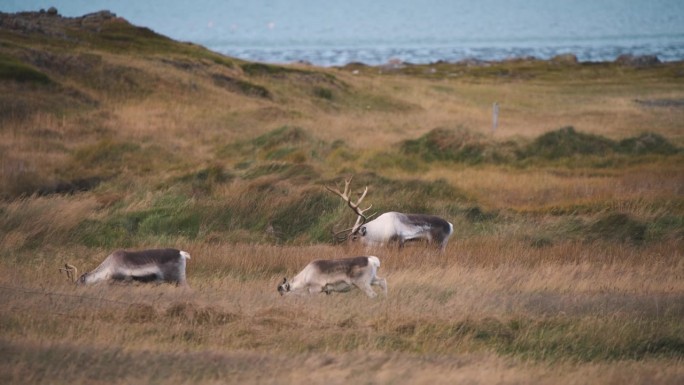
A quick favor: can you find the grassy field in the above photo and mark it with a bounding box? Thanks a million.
[1,11,683,384]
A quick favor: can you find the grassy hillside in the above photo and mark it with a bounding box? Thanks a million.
[1,10,683,384]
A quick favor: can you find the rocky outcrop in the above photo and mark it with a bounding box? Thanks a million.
[0,8,121,37]
[615,54,661,67]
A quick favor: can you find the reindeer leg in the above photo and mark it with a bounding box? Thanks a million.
[308,284,324,295]
[372,277,388,295]
[358,283,378,298]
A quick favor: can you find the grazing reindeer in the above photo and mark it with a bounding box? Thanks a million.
[278,256,387,298]
[60,248,190,286]
[327,178,454,251]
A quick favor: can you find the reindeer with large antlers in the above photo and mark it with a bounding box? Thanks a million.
[326,178,454,251]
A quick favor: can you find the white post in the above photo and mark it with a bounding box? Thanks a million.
[492,102,499,133]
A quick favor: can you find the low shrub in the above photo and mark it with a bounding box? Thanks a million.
[400,126,680,166]
[618,132,679,155]
[401,126,496,164]
[524,126,615,159]
[211,74,271,99]
[586,213,647,244]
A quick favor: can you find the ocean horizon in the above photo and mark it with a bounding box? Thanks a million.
[4,0,684,66]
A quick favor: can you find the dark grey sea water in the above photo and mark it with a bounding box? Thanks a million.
[4,0,684,66]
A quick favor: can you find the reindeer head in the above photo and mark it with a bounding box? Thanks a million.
[352,225,368,240]
[277,277,291,295]
[76,272,88,285]
[326,177,375,243]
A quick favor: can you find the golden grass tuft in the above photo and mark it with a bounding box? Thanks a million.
[1,195,100,249]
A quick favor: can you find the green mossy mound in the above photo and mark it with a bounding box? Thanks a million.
[585,213,647,244]
[617,133,679,155]
[401,127,498,164]
[0,53,52,84]
[401,126,680,165]
[525,126,615,159]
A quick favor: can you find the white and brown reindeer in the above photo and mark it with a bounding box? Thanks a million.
[60,248,190,286]
[278,256,387,298]
[326,178,454,251]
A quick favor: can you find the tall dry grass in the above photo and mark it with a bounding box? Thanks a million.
[0,195,100,250]
[1,240,683,384]
[424,164,684,213]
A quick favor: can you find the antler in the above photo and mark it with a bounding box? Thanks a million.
[59,263,78,283]
[326,177,374,241]
[330,223,354,243]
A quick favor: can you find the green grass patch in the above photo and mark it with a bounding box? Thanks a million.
[251,125,314,149]
[327,172,468,214]
[76,194,201,248]
[0,53,52,84]
[176,164,234,196]
[646,215,684,241]
[495,317,684,362]
[240,62,339,85]
[211,74,271,98]
[241,62,300,77]
[270,189,339,243]
[202,180,337,243]
[370,315,684,362]
[313,86,334,100]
